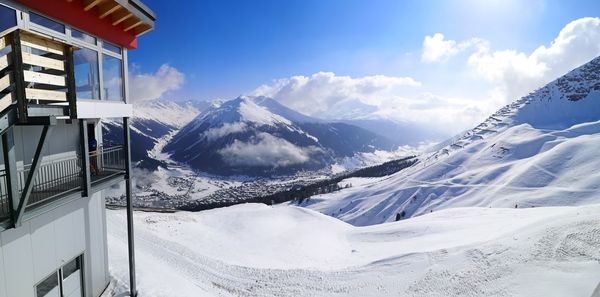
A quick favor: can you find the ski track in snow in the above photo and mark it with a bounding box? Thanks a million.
[105,205,600,297]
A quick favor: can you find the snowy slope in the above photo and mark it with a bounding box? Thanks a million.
[105,203,600,297]
[301,56,600,226]
[164,96,397,176]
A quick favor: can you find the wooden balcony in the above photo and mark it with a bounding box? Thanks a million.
[0,28,77,128]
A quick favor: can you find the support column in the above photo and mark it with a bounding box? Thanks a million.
[79,119,91,197]
[2,128,19,226]
[123,117,137,297]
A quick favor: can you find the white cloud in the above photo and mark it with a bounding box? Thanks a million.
[251,72,486,134]
[252,71,420,116]
[129,64,185,102]
[421,33,486,63]
[468,17,600,103]
[218,133,321,167]
[203,122,248,141]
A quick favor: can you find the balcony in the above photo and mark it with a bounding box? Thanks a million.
[1,28,77,126]
[0,145,126,224]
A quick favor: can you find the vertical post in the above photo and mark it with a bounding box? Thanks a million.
[2,128,19,227]
[123,117,137,297]
[79,119,91,197]
[10,30,27,123]
[65,45,78,119]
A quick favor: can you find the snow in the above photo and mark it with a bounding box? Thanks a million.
[133,100,200,129]
[105,203,600,297]
[302,57,600,226]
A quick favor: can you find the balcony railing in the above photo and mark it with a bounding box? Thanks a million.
[0,145,126,222]
[91,145,126,184]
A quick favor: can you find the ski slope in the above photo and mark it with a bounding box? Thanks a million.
[301,57,600,226]
[104,204,600,297]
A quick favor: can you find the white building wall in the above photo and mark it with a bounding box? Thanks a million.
[0,192,110,297]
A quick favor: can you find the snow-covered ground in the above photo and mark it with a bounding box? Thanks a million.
[105,203,600,297]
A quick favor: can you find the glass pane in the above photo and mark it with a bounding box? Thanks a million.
[0,4,17,32]
[102,54,123,101]
[72,29,96,45]
[102,42,121,55]
[30,12,65,33]
[74,47,100,99]
[36,272,59,297]
[62,257,81,280]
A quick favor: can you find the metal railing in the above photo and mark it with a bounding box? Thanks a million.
[0,169,10,222]
[90,145,126,184]
[24,155,83,209]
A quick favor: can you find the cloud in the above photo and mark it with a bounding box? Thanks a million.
[421,33,487,63]
[252,71,420,116]
[218,133,321,167]
[203,122,248,141]
[129,64,185,102]
[468,17,600,103]
[251,72,486,134]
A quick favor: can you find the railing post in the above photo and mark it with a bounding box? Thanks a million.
[65,45,77,119]
[2,127,19,227]
[79,119,91,197]
[123,117,137,297]
[10,30,27,124]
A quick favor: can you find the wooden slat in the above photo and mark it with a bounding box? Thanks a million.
[135,24,153,37]
[22,52,64,71]
[84,0,104,11]
[0,92,12,110]
[112,9,133,26]
[123,18,143,32]
[0,73,10,91]
[23,70,66,87]
[0,36,8,48]
[20,33,64,55]
[0,54,10,71]
[25,88,67,101]
[99,2,121,19]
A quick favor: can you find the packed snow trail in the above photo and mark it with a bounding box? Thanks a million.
[105,204,600,297]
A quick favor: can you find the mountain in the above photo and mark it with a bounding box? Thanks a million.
[163,96,397,176]
[102,99,203,169]
[302,56,600,226]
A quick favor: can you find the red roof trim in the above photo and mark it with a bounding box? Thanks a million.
[15,0,138,49]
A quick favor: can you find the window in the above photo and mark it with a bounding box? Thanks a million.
[102,41,121,55]
[35,272,59,297]
[35,256,83,297]
[72,29,96,45]
[0,4,16,33]
[30,12,65,33]
[74,47,100,99]
[102,54,124,101]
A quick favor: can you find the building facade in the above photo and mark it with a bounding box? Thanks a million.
[0,1,155,296]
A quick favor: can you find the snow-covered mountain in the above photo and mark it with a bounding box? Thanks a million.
[163,96,397,176]
[103,99,203,169]
[303,56,600,226]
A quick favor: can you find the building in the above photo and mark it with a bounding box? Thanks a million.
[0,1,155,296]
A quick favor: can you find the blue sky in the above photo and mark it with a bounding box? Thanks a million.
[128,0,600,133]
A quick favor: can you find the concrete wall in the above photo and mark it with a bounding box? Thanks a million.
[0,191,110,297]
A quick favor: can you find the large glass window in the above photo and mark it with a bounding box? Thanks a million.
[0,4,16,33]
[30,12,65,33]
[72,29,96,45]
[102,41,121,55]
[102,54,124,101]
[74,47,100,99]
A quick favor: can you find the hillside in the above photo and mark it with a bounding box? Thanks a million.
[301,56,600,226]
[105,203,600,296]
[163,96,397,176]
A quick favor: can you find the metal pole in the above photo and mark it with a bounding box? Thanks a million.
[123,117,137,296]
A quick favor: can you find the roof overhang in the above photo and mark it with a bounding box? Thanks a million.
[14,0,155,49]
